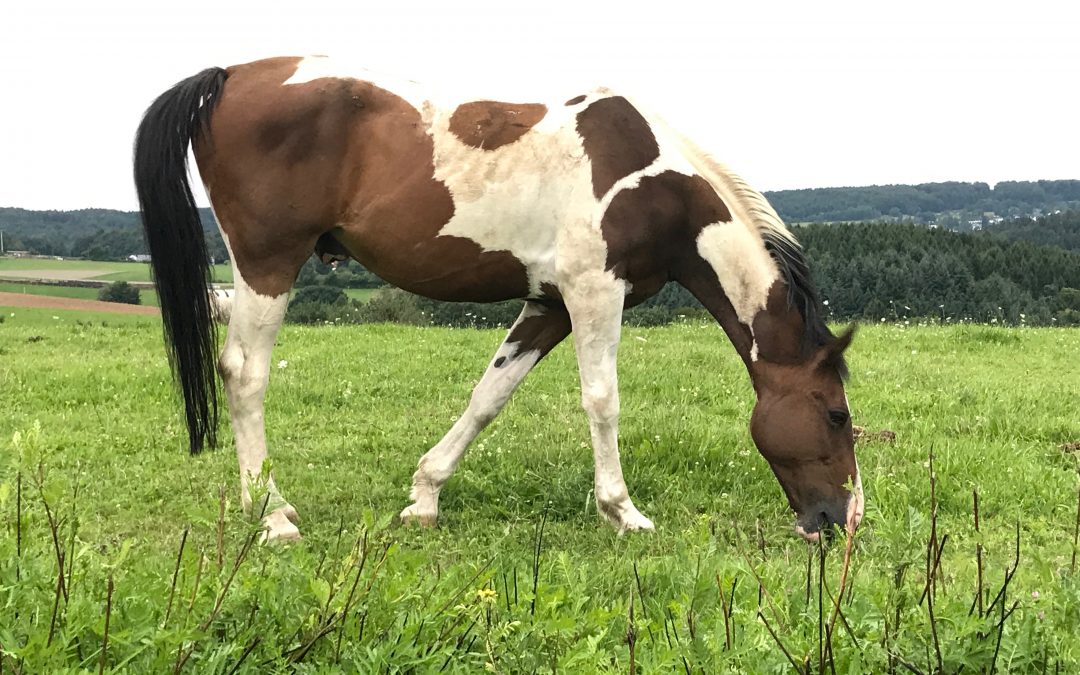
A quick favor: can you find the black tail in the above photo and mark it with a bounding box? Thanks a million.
[134,67,228,454]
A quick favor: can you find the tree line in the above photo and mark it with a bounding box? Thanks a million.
[0,207,228,262]
[767,180,1080,225]
[4,203,1079,327]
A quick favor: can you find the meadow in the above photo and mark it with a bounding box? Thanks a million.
[0,257,232,284]
[1,307,1078,672]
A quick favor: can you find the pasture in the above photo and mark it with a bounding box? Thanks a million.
[1,308,1078,672]
[0,257,233,284]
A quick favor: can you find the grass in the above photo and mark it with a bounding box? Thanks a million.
[1,308,1078,672]
[0,281,160,306]
[343,287,381,302]
[0,257,232,283]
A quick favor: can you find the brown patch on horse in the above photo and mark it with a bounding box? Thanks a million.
[576,96,659,199]
[197,57,528,301]
[506,302,573,360]
[599,171,732,306]
[448,101,548,150]
[564,94,587,106]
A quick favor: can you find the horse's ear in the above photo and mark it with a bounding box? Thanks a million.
[815,324,856,376]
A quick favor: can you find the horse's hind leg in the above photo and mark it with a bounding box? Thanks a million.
[401,301,571,526]
[217,265,300,542]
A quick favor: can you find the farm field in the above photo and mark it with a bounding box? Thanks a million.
[343,287,382,302]
[1,308,1078,672]
[0,257,232,284]
[0,281,160,306]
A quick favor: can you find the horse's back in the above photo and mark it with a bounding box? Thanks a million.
[195,56,685,302]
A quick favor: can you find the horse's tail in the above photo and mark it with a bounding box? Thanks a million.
[134,67,228,454]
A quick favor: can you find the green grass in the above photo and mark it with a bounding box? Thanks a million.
[0,281,101,301]
[0,257,232,283]
[1,310,1078,672]
[0,281,160,306]
[343,287,381,302]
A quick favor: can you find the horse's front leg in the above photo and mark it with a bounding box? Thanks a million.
[401,301,572,526]
[564,276,654,534]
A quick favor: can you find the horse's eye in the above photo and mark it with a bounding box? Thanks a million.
[828,409,850,428]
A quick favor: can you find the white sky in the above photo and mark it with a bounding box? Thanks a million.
[2,0,1078,211]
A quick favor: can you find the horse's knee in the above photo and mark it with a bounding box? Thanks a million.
[581,384,619,425]
[468,390,505,426]
[218,347,269,402]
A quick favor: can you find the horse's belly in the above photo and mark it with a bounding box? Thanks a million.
[335,209,556,303]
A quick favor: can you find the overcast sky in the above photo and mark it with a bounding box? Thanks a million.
[2,1,1078,211]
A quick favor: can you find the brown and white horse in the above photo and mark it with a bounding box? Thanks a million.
[134,56,863,543]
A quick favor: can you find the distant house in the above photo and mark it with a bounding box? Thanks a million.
[127,254,152,262]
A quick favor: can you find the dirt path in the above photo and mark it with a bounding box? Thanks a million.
[0,292,160,315]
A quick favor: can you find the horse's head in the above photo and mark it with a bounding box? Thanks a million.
[748,327,862,542]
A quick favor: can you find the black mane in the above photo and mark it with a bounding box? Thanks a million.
[760,229,848,378]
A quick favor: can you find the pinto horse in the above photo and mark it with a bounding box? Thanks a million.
[134,56,863,543]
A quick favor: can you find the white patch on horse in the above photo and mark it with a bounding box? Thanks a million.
[696,220,779,326]
[429,103,591,295]
[848,458,865,530]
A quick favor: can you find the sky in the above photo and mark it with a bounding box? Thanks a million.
[2,0,1078,211]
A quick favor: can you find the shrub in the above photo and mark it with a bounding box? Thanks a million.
[290,285,347,307]
[356,289,427,325]
[97,281,141,305]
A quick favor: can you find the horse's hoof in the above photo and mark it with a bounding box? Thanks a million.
[616,511,655,535]
[599,499,655,535]
[280,503,300,524]
[399,503,439,527]
[259,508,302,544]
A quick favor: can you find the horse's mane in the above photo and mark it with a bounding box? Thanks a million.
[659,125,846,376]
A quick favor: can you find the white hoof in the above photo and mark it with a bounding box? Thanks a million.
[259,507,302,544]
[399,502,439,527]
[599,499,655,535]
[279,503,300,524]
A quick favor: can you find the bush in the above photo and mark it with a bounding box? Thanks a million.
[623,305,675,327]
[355,289,427,325]
[97,281,141,305]
[290,285,347,307]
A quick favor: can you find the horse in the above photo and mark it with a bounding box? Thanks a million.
[134,55,863,543]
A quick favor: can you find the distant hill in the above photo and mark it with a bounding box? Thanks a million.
[765,180,1080,226]
[2,180,1079,258]
[0,207,221,261]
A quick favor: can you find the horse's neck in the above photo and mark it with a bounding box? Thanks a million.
[679,258,806,372]
[749,281,808,366]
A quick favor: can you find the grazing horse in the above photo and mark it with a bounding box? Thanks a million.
[134,56,863,543]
